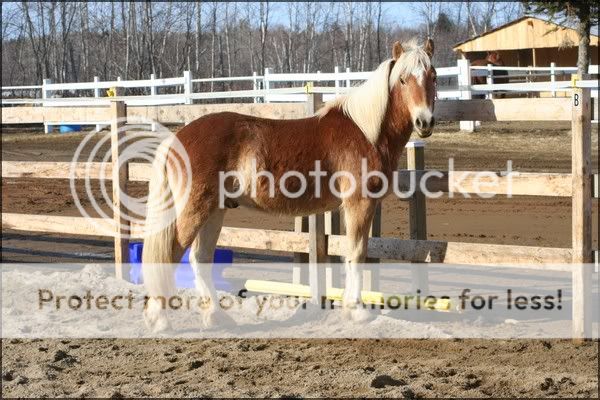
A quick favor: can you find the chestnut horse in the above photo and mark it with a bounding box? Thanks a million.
[471,51,508,98]
[142,39,437,332]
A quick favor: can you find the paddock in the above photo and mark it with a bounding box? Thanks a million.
[2,87,598,339]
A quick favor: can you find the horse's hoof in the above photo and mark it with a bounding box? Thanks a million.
[143,309,172,333]
[350,306,373,323]
[144,298,172,333]
[201,309,237,329]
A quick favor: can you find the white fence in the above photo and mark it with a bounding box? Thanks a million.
[2,59,598,132]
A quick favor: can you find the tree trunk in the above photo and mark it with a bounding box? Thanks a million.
[576,13,591,78]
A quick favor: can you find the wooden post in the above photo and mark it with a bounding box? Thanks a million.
[550,62,556,98]
[308,213,327,302]
[293,216,309,284]
[294,92,325,286]
[111,101,130,280]
[457,59,475,132]
[407,141,429,293]
[334,66,340,96]
[570,83,592,340]
[363,204,381,291]
[325,210,342,289]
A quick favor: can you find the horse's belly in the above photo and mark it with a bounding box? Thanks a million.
[235,192,342,216]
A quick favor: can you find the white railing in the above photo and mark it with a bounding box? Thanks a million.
[2,60,598,131]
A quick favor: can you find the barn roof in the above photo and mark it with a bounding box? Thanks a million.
[453,16,599,53]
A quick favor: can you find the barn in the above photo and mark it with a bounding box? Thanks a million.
[453,15,599,68]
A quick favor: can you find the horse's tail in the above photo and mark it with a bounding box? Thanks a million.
[142,138,178,301]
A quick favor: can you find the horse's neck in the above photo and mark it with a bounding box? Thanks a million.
[377,94,413,170]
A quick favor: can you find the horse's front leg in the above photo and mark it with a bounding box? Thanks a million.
[342,198,377,321]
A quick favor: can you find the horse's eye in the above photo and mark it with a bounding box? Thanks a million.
[399,78,406,85]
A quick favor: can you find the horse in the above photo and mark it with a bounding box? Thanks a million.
[142,38,437,332]
[471,51,509,99]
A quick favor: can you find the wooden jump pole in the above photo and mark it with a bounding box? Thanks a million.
[570,82,593,340]
[110,100,130,279]
[407,141,429,293]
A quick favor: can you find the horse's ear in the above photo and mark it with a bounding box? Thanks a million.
[424,38,434,57]
[392,41,403,60]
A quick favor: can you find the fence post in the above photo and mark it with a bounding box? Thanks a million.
[550,62,556,97]
[264,67,271,103]
[94,76,102,132]
[293,216,309,284]
[183,70,192,105]
[110,100,130,280]
[345,67,351,89]
[407,141,429,294]
[486,63,493,100]
[150,74,157,132]
[42,78,52,133]
[309,213,327,302]
[363,205,381,291]
[457,59,475,132]
[325,210,342,289]
[115,76,123,97]
[334,66,340,96]
[570,83,592,341]
[294,92,326,287]
[252,71,258,103]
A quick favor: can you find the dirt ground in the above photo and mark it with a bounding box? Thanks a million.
[2,121,599,398]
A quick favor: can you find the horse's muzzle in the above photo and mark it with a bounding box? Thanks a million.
[416,128,433,138]
[414,114,434,138]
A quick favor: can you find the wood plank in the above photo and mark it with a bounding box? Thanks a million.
[1,106,112,124]
[128,103,306,124]
[1,161,108,180]
[2,213,111,236]
[216,226,310,253]
[570,87,593,340]
[328,235,572,270]
[396,170,572,197]
[2,160,573,198]
[435,98,572,122]
[2,212,573,270]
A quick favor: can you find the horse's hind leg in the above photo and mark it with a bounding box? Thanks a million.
[342,199,377,321]
[189,209,234,328]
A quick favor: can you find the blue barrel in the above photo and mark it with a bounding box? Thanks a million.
[59,125,82,133]
[127,242,234,290]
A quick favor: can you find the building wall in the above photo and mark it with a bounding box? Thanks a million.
[455,17,599,53]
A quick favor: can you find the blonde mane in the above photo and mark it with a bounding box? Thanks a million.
[316,39,431,144]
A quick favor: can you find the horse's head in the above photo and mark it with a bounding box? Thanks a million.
[389,39,437,138]
[486,51,504,66]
